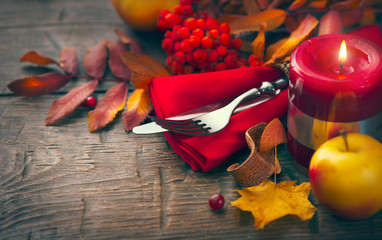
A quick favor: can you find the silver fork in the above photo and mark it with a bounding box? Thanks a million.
[149,78,288,136]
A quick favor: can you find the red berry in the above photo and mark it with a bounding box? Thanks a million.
[181,39,193,52]
[171,61,183,74]
[250,60,262,67]
[84,96,97,108]
[196,18,206,29]
[184,17,197,30]
[232,38,243,49]
[177,26,190,39]
[166,55,174,66]
[209,29,219,39]
[192,28,205,38]
[219,23,231,34]
[164,30,172,38]
[173,41,181,52]
[164,13,176,28]
[161,38,174,52]
[216,45,227,56]
[189,35,201,48]
[248,55,259,64]
[159,9,171,19]
[208,50,218,63]
[219,33,231,46]
[180,0,192,6]
[201,36,213,49]
[183,65,194,74]
[193,49,208,63]
[224,55,238,69]
[206,18,219,30]
[173,5,182,15]
[215,63,226,71]
[174,51,186,64]
[181,5,193,17]
[186,52,195,63]
[209,193,225,210]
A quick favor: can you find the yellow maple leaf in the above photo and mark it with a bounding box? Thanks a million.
[231,180,317,229]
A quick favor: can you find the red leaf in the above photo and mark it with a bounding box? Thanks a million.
[20,51,58,66]
[88,82,128,132]
[7,72,71,97]
[319,10,343,35]
[106,40,131,79]
[123,89,153,131]
[45,80,99,126]
[59,47,78,75]
[83,40,108,78]
[114,28,143,54]
[342,8,363,27]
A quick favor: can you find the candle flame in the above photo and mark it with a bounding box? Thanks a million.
[339,40,347,63]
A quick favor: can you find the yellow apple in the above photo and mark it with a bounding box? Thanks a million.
[309,133,382,220]
[110,0,178,31]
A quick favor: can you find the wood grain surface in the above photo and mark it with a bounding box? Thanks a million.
[0,1,381,239]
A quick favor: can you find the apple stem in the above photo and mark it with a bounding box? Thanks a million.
[340,130,349,151]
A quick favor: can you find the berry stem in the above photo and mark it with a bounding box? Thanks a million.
[73,75,126,82]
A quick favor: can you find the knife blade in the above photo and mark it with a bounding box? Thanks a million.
[132,78,288,134]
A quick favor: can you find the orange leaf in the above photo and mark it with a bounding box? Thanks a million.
[251,23,266,61]
[318,10,343,35]
[123,89,153,131]
[231,180,317,229]
[88,82,128,132]
[260,118,287,153]
[45,80,98,126]
[309,0,327,9]
[264,14,318,66]
[120,52,171,89]
[265,38,288,61]
[229,9,286,35]
[7,72,70,97]
[83,40,108,78]
[288,0,307,11]
[360,9,375,25]
[243,0,260,15]
[20,51,58,66]
[59,47,78,75]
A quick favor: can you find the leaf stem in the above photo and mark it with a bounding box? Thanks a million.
[340,130,349,151]
[73,75,126,82]
[274,147,277,184]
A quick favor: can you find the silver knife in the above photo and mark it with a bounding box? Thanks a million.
[132,78,288,134]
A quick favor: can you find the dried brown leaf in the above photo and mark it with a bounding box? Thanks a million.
[123,89,153,131]
[59,47,78,75]
[260,118,287,153]
[341,8,364,27]
[45,80,98,126]
[106,40,131,79]
[251,22,266,61]
[114,28,143,54]
[20,51,58,66]
[309,0,327,9]
[7,72,70,97]
[88,82,128,132]
[265,14,318,66]
[229,9,286,34]
[288,0,307,11]
[243,0,260,14]
[83,39,108,78]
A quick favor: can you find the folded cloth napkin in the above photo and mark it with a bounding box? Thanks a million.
[149,66,287,172]
[149,25,382,172]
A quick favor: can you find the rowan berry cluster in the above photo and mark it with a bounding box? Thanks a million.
[157,0,262,75]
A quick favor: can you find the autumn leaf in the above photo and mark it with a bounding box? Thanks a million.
[83,39,108,78]
[106,40,131,79]
[229,9,286,35]
[243,0,260,15]
[259,118,286,153]
[231,180,317,229]
[318,10,343,35]
[7,72,71,97]
[265,38,287,61]
[59,47,78,75]
[120,52,171,89]
[20,51,58,66]
[251,22,266,61]
[341,8,363,27]
[88,82,128,132]
[123,89,153,131]
[45,80,98,126]
[288,0,307,11]
[309,0,327,9]
[360,10,376,25]
[114,28,143,54]
[264,14,318,66]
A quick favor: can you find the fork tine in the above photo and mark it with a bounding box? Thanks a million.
[149,115,197,125]
[149,115,212,136]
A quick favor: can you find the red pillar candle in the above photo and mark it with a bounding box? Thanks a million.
[288,34,382,170]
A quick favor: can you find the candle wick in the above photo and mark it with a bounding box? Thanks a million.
[340,61,343,72]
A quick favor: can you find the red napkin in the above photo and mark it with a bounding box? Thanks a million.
[148,25,382,172]
[149,66,287,172]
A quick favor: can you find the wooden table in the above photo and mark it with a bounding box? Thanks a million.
[1,1,381,239]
